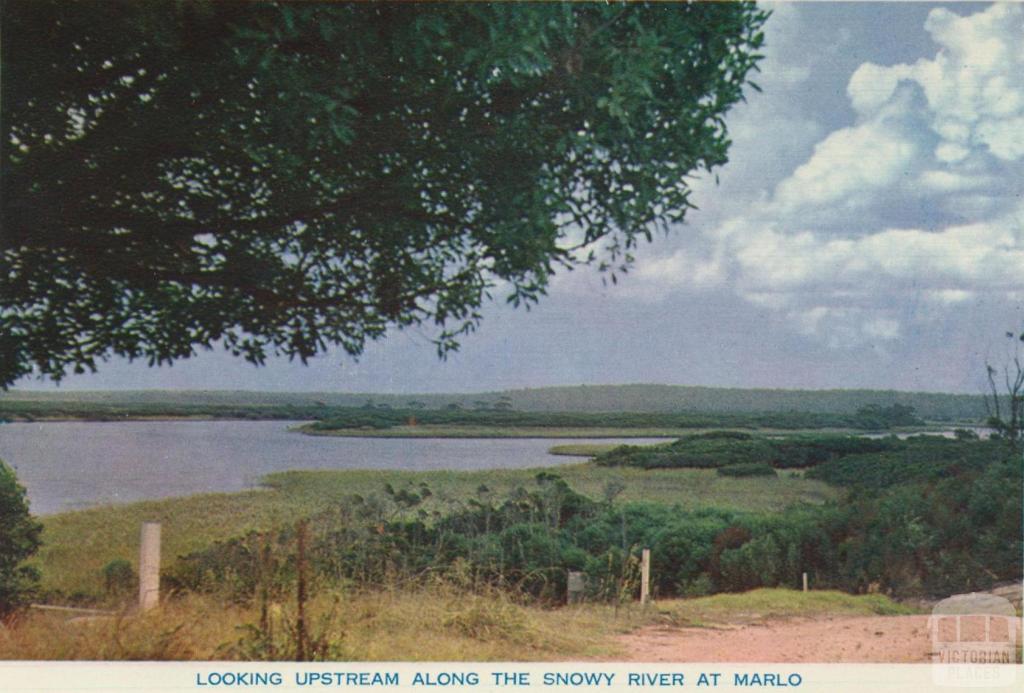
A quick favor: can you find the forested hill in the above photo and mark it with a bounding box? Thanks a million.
[497,385,987,421]
[1,384,988,422]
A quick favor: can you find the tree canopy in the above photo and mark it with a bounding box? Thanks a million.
[1,0,768,387]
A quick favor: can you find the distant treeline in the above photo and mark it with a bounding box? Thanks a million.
[0,397,930,431]
[0,400,331,422]
[0,384,991,421]
[308,403,923,432]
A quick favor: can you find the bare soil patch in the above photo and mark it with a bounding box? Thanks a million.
[615,615,939,663]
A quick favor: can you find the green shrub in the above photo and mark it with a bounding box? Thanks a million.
[0,459,42,620]
[101,559,136,596]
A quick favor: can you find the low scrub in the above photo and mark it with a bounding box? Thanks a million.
[595,432,899,470]
[806,437,1004,488]
[167,442,1020,604]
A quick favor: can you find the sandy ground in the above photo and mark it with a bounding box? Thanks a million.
[614,615,999,663]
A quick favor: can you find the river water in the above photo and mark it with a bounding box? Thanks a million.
[0,420,667,515]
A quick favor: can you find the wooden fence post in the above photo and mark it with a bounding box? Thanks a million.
[640,548,651,605]
[802,571,809,592]
[138,522,161,611]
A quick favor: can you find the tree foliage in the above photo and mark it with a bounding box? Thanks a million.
[1,0,768,387]
[0,459,42,620]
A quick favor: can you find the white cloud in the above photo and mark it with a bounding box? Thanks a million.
[917,169,996,193]
[633,249,724,290]
[772,115,918,213]
[733,218,1024,296]
[927,289,974,305]
[640,3,1024,349]
[863,318,901,341]
[786,306,902,349]
[850,4,1024,164]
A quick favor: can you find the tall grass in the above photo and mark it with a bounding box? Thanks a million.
[0,586,639,660]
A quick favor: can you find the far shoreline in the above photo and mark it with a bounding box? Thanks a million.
[292,422,954,439]
[1,416,964,440]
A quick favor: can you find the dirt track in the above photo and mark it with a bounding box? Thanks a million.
[615,616,939,663]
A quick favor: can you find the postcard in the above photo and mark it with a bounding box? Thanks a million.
[0,1,1021,692]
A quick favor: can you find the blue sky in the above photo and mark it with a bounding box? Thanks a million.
[15,2,1024,395]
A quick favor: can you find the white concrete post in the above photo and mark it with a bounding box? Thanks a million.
[640,548,651,604]
[802,571,809,592]
[139,522,161,611]
[567,571,585,605]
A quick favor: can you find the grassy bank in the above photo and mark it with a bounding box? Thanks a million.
[300,424,690,439]
[0,586,914,660]
[297,424,933,440]
[657,588,916,627]
[35,464,836,598]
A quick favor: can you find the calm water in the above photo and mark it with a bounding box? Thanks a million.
[0,421,666,515]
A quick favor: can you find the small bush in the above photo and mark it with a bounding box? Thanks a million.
[102,559,136,596]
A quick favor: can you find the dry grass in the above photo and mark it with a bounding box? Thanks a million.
[0,587,914,661]
[0,586,645,661]
[0,594,249,660]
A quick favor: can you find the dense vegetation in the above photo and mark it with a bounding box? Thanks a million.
[805,436,1006,488]
[308,403,923,433]
[595,431,902,469]
[166,436,1019,603]
[593,430,1007,486]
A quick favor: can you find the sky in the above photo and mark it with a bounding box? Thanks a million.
[15,1,1024,395]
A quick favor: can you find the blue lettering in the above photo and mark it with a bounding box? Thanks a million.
[412,672,479,686]
[195,672,283,686]
[542,672,615,686]
[733,672,802,687]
